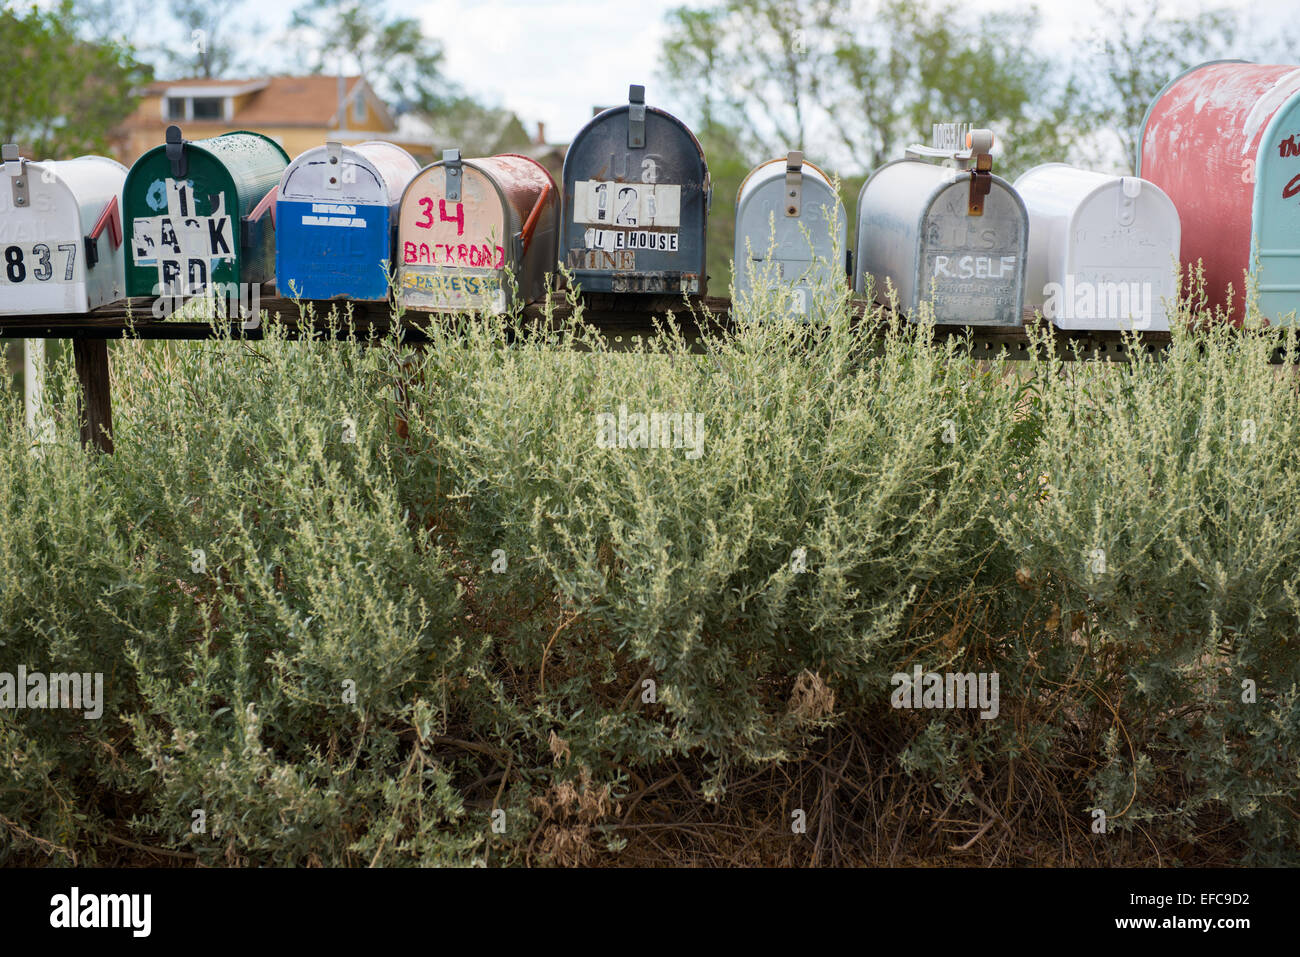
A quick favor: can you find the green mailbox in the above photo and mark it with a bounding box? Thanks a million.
[123,125,289,299]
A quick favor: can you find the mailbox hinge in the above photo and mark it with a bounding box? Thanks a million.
[785,150,803,217]
[968,154,992,217]
[3,144,29,209]
[165,125,188,178]
[84,234,99,269]
[443,148,462,202]
[628,84,646,149]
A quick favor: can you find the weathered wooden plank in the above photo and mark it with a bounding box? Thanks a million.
[72,337,114,453]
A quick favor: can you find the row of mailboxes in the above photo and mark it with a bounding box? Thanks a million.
[16,63,1300,327]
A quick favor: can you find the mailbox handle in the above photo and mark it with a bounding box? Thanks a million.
[519,180,553,255]
[165,125,187,178]
[628,84,646,149]
[248,186,278,228]
[88,195,122,251]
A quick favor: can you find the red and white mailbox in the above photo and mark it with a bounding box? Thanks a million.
[0,144,126,315]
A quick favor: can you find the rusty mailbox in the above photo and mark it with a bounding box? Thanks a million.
[855,126,1027,325]
[561,84,710,295]
[123,125,289,299]
[276,140,420,300]
[734,151,847,316]
[1,145,126,315]
[396,150,558,313]
[1140,61,1300,323]
[1015,164,1181,331]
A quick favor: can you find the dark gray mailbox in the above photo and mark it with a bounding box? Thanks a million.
[855,126,1027,325]
[561,84,710,295]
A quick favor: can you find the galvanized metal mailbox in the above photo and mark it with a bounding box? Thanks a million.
[1140,61,1300,323]
[276,140,419,300]
[855,126,1027,325]
[561,84,710,295]
[1015,164,1180,331]
[396,150,558,313]
[123,125,289,299]
[734,151,846,316]
[0,145,126,315]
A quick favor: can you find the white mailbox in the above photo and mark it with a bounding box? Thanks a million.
[0,144,126,315]
[734,151,846,316]
[1015,164,1180,331]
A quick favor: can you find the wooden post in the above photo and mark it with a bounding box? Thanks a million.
[73,337,114,453]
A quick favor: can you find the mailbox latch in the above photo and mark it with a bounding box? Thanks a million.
[325,140,343,191]
[968,153,992,217]
[444,148,462,202]
[3,143,28,209]
[785,150,803,217]
[165,125,188,178]
[1117,176,1140,226]
[628,84,646,149]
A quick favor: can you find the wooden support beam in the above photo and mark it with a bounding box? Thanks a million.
[73,337,114,453]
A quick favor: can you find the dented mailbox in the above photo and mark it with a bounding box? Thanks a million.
[276,140,419,300]
[396,150,558,313]
[123,125,289,299]
[1,145,126,315]
[855,126,1027,325]
[734,151,847,316]
[561,85,709,295]
[1015,164,1180,331]
[1140,61,1300,323]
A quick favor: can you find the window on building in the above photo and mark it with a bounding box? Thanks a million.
[191,97,224,120]
[166,98,186,120]
[352,93,365,124]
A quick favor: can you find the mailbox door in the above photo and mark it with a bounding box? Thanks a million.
[398,163,510,313]
[0,171,89,314]
[124,131,287,298]
[916,176,1026,325]
[1255,96,1300,323]
[125,152,242,297]
[1017,164,1180,330]
[277,144,406,300]
[735,158,845,316]
[561,104,708,294]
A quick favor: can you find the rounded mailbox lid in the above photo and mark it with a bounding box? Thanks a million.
[856,159,1027,325]
[1139,61,1300,323]
[124,127,290,297]
[397,151,557,313]
[1015,163,1180,330]
[1,148,127,314]
[561,85,709,295]
[279,141,419,206]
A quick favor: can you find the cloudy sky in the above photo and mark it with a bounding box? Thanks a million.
[80,0,1299,143]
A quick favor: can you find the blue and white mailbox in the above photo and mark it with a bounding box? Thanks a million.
[276,140,419,300]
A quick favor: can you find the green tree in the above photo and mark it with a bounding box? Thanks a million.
[662,0,1080,178]
[156,0,250,78]
[1084,0,1259,171]
[0,1,146,158]
[288,0,451,113]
